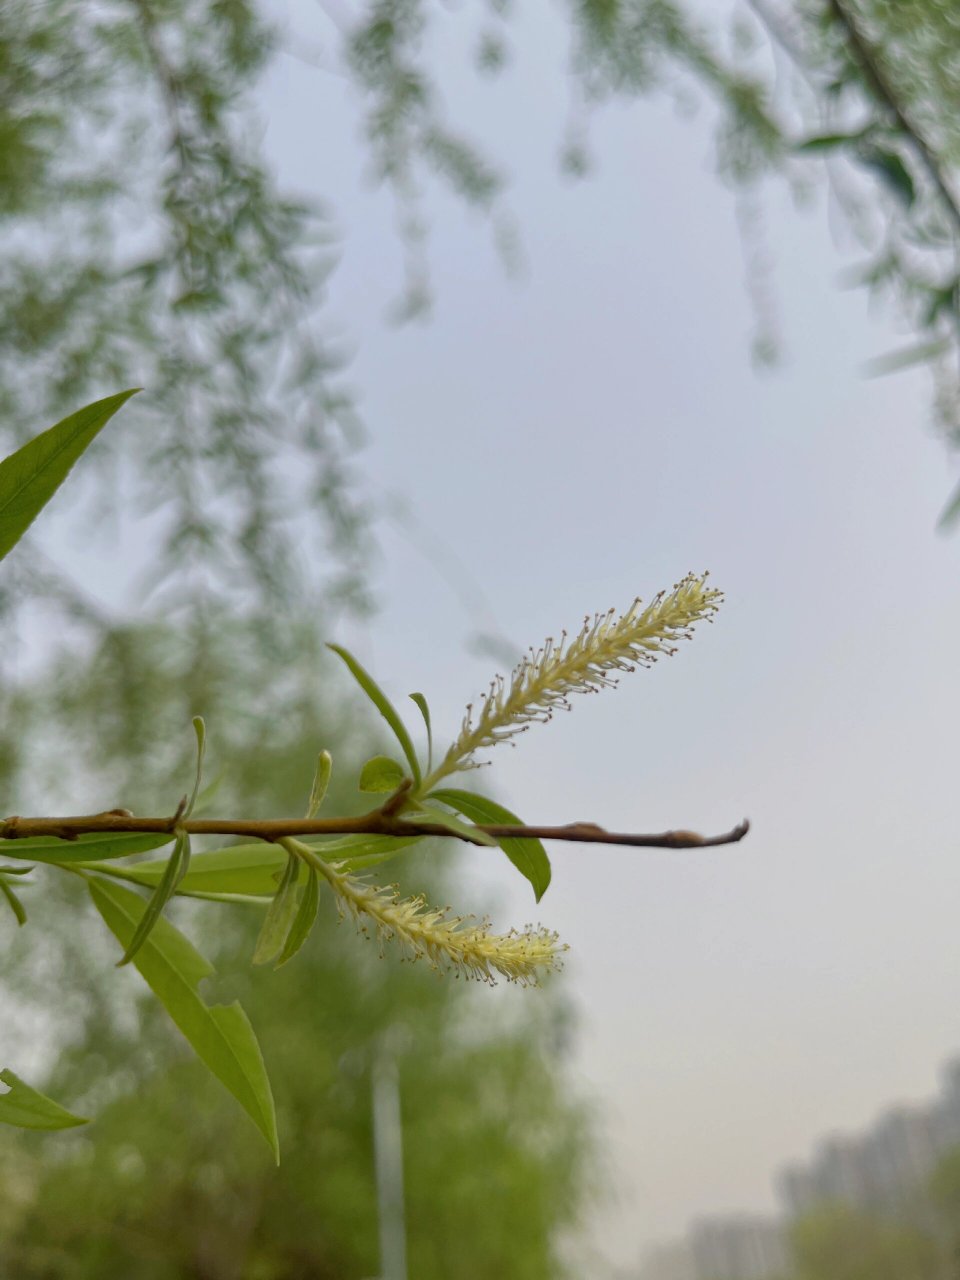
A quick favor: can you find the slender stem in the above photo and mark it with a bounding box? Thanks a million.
[1,809,749,850]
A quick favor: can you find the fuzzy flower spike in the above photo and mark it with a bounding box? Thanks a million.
[426,572,722,785]
[286,839,564,985]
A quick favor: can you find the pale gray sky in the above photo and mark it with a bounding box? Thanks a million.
[35,0,960,1270]
[253,1,960,1269]
[247,0,960,1269]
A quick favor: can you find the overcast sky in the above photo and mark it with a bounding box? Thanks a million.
[248,0,960,1270]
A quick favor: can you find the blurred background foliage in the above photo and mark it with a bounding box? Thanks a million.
[2,0,960,1274]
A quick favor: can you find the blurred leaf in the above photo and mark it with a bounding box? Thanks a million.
[276,864,320,967]
[117,830,191,966]
[0,831,175,864]
[0,1069,88,1130]
[0,878,27,926]
[0,390,139,562]
[430,789,552,901]
[938,478,960,531]
[88,877,278,1161]
[409,692,433,771]
[252,853,301,966]
[857,145,916,207]
[795,130,865,153]
[863,337,951,377]
[405,807,499,847]
[327,644,421,785]
[191,769,228,816]
[306,750,332,818]
[358,754,406,793]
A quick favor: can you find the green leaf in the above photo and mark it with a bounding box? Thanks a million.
[88,877,278,1161]
[0,879,27,926]
[863,337,950,378]
[184,716,206,817]
[276,865,320,967]
[794,130,865,153]
[409,692,433,771]
[306,750,332,818]
[88,842,289,897]
[0,390,139,562]
[327,644,421,785]
[0,831,175,864]
[858,145,915,207]
[358,754,406,794]
[252,853,302,966]
[117,830,191,966]
[327,834,424,872]
[0,1069,88,1130]
[90,834,424,896]
[405,807,499,847]
[938,479,960,531]
[429,788,552,901]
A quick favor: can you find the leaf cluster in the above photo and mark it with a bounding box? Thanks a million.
[0,394,723,1154]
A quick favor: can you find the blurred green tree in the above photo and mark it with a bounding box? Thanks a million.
[0,609,599,1276]
[788,1203,941,1280]
[0,874,594,1280]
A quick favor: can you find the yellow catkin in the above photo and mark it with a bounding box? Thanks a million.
[315,858,564,985]
[430,572,722,782]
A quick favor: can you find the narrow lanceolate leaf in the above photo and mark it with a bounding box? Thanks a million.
[184,717,207,817]
[0,879,27,925]
[306,750,332,818]
[88,877,278,1161]
[118,830,191,966]
[0,390,139,562]
[358,755,406,794]
[0,831,174,865]
[86,842,289,897]
[430,788,552,902]
[276,865,320,967]
[404,808,499,847]
[0,1069,88,1130]
[409,692,433,772]
[939,478,960,531]
[327,644,421,786]
[327,834,424,872]
[794,130,866,153]
[252,854,302,966]
[100,834,425,897]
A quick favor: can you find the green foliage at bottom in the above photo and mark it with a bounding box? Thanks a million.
[0,878,595,1279]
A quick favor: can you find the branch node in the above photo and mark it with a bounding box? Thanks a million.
[168,795,188,831]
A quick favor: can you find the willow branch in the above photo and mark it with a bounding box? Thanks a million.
[0,809,749,850]
[827,0,960,237]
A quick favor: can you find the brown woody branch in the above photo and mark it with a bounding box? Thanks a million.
[0,808,749,850]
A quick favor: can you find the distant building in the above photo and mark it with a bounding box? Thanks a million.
[690,1216,788,1280]
[776,1056,960,1218]
[638,1056,960,1280]
[637,1217,787,1280]
[637,1240,697,1280]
